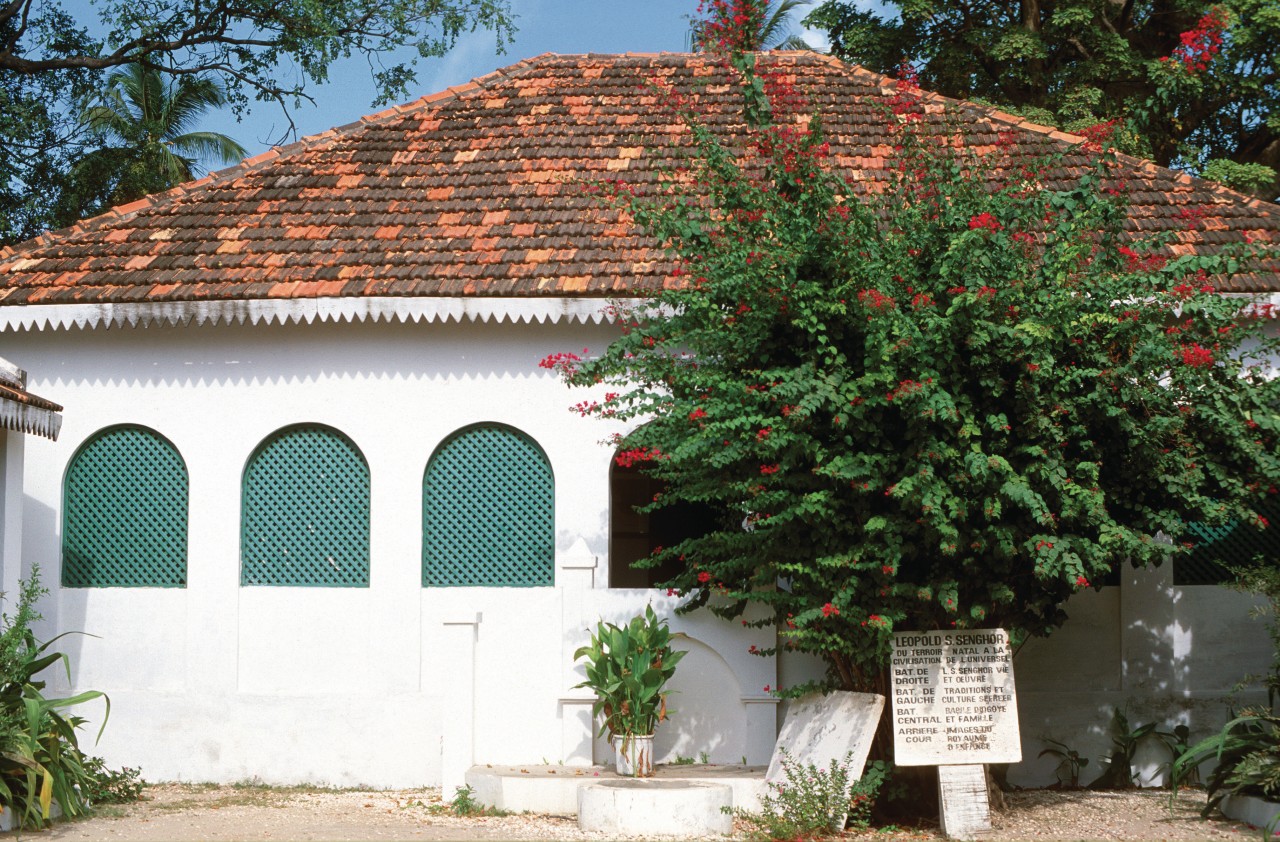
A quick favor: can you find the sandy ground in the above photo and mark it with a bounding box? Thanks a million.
[7,783,1265,841]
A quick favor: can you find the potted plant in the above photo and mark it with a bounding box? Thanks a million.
[573,605,686,777]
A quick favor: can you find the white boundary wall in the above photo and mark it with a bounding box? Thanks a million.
[0,304,1272,787]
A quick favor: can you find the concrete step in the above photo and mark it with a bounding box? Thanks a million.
[465,763,766,816]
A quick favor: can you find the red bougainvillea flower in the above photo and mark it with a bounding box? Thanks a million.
[697,571,712,584]
[968,212,1002,232]
[1168,6,1229,74]
[615,447,663,468]
[688,407,707,421]
[1075,576,1091,588]
[856,289,896,311]
[1178,343,1215,368]
[1079,120,1118,153]
[821,602,840,617]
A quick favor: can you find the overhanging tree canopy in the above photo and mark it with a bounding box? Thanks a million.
[804,0,1280,199]
[552,48,1280,692]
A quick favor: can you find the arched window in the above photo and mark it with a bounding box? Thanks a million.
[423,423,553,587]
[241,424,370,587]
[63,425,188,587]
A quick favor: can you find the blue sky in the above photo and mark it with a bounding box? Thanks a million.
[194,0,831,159]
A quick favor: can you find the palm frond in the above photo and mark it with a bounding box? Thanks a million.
[168,131,249,169]
[759,0,807,50]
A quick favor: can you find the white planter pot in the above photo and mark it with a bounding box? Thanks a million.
[612,734,655,777]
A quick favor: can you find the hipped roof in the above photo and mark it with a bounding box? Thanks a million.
[0,51,1276,309]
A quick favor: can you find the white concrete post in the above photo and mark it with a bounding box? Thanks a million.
[560,540,598,765]
[937,764,991,839]
[741,695,780,765]
[0,431,22,602]
[441,611,481,796]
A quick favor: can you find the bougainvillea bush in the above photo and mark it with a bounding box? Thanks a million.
[549,36,1280,693]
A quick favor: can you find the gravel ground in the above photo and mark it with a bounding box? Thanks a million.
[11,783,1265,841]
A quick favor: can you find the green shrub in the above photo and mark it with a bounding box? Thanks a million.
[730,749,884,839]
[0,566,108,828]
[80,755,144,805]
[1174,708,1280,816]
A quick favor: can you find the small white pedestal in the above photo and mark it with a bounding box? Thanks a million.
[577,779,733,837]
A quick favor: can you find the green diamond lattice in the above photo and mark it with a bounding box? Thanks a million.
[1177,496,1280,585]
[423,424,554,587]
[241,425,370,587]
[63,426,188,588]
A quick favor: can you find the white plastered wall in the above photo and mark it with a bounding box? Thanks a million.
[0,312,776,787]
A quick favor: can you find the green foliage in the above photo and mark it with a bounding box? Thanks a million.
[805,0,1280,199]
[560,47,1280,691]
[1202,160,1280,193]
[1089,708,1167,789]
[0,566,109,829]
[1173,708,1280,816]
[1039,738,1089,788]
[445,785,507,816]
[728,749,883,838]
[60,64,248,224]
[79,756,144,805]
[572,606,687,738]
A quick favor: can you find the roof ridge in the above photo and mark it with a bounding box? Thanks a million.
[0,52,567,265]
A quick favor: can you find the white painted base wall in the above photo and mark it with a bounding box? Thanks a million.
[0,313,1271,788]
[1009,560,1272,787]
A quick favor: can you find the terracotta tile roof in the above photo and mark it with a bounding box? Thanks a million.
[0,51,1276,305]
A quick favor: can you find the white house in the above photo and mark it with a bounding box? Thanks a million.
[0,52,1276,790]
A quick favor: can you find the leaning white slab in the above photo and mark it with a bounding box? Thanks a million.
[578,780,734,837]
[766,691,884,784]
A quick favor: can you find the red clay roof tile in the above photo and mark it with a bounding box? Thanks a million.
[0,52,1276,306]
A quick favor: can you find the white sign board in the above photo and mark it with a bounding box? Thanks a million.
[890,629,1021,766]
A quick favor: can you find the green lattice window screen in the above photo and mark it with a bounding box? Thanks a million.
[241,425,370,587]
[1176,496,1280,585]
[423,424,554,587]
[63,426,188,588]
